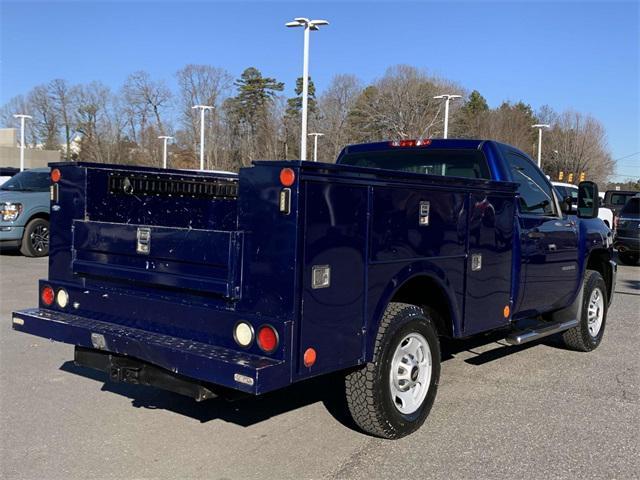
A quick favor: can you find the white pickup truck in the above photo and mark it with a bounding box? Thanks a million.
[553,181,613,229]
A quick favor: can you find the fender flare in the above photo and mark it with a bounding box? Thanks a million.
[364,260,463,362]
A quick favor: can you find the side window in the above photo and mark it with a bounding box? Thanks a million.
[507,152,556,216]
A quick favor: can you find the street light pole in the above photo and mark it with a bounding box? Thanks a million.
[158,135,173,169]
[433,95,461,139]
[286,17,329,161]
[308,132,324,161]
[192,105,214,170]
[532,124,551,168]
[13,114,32,171]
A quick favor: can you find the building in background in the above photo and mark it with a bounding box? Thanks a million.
[0,128,61,168]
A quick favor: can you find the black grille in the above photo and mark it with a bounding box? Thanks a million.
[108,173,238,199]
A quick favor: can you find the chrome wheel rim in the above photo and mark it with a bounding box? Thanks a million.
[389,332,432,415]
[30,224,49,253]
[587,287,604,338]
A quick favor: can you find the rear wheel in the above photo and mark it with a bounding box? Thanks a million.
[562,270,607,351]
[344,302,440,439]
[20,218,49,257]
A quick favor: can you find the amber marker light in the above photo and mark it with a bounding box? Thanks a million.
[303,347,317,367]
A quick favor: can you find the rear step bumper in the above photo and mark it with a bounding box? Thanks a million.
[75,346,221,401]
[12,308,289,395]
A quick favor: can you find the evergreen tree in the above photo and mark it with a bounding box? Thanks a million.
[454,90,489,138]
[285,77,317,117]
[465,90,489,115]
[230,67,284,129]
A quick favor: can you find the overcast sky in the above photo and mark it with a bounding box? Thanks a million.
[1,1,638,177]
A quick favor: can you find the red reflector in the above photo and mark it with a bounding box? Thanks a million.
[51,168,61,183]
[390,139,431,147]
[303,347,317,367]
[41,286,55,306]
[257,325,278,353]
[280,168,295,187]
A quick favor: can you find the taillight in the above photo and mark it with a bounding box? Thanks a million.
[41,286,54,306]
[390,139,431,147]
[614,216,619,230]
[51,168,61,183]
[257,325,278,353]
[279,168,295,187]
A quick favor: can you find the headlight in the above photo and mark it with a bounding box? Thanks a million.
[1,203,22,222]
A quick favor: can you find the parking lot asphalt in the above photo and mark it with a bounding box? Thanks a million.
[1,252,638,480]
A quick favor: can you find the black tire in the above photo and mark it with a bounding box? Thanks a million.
[618,252,639,265]
[20,218,50,257]
[344,302,441,439]
[562,270,607,352]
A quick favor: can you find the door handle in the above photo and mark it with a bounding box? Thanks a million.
[527,230,545,239]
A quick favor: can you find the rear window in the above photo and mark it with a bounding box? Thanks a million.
[620,198,639,216]
[339,149,491,180]
[610,193,634,206]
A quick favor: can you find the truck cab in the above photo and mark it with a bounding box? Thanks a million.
[12,139,616,439]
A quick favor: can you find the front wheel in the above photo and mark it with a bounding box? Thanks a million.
[562,270,607,352]
[20,218,50,257]
[344,303,441,439]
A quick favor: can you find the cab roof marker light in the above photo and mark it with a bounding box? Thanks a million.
[390,139,431,148]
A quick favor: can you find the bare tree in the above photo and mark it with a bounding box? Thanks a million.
[0,94,37,146]
[316,74,362,161]
[176,64,232,162]
[473,101,538,154]
[348,65,462,141]
[122,70,172,133]
[74,82,124,163]
[49,79,77,160]
[27,85,59,151]
[543,110,614,185]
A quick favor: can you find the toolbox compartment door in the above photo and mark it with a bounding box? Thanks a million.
[72,220,243,298]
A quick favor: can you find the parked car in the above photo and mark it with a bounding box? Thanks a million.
[603,189,639,222]
[0,167,20,186]
[13,141,615,439]
[613,196,640,265]
[553,181,613,228]
[0,168,51,257]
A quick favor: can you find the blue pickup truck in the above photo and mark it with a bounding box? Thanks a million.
[12,139,615,439]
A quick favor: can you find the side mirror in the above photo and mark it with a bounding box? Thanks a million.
[560,195,573,214]
[577,181,599,218]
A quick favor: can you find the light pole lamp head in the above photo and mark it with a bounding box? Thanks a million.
[158,135,173,140]
[532,124,551,129]
[286,18,329,29]
[433,94,462,101]
[13,114,33,119]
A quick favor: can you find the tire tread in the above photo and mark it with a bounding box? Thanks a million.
[345,302,436,439]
